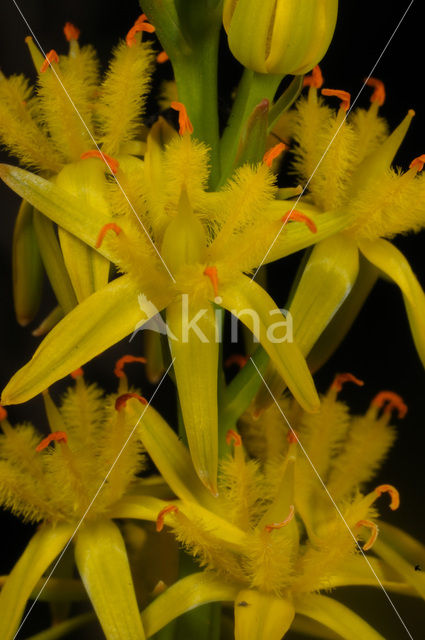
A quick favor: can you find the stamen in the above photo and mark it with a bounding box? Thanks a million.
[40,50,59,73]
[0,406,7,421]
[282,210,317,234]
[264,505,295,532]
[331,372,364,393]
[114,355,147,378]
[263,143,287,168]
[287,430,298,444]
[226,429,242,447]
[321,88,351,111]
[64,22,80,42]
[365,77,386,106]
[409,154,425,172]
[80,150,119,174]
[36,431,68,452]
[375,484,400,510]
[95,223,123,249]
[126,15,156,47]
[303,65,324,89]
[115,392,148,411]
[156,505,179,532]
[371,391,408,419]
[356,519,379,551]
[170,102,194,135]
[203,266,219,297]
[157,51,169,64]
[71,368,84,379]
[224,354,248,369]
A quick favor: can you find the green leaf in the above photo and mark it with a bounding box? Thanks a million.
[234,99,269,168]
[0,523,73,640]
[74,519,145,640]
[268,75,304,131]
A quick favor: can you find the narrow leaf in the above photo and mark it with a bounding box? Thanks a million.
[234,589,295,640]
[24,613,95,640]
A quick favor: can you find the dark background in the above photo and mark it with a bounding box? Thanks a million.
[0,0,424,637]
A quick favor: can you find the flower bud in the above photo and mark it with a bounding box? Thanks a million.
[223,0,338,76]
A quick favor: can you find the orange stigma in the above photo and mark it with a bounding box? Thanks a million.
[114,355,147,379]
[356,520,379,551]
[126,15,155,47]
[331,372,364,393]
[157,51,169,64]
[63,22,80,42]
[265,505,295,532]
[203,266,219,297]
[224,354,248,369]
[282,210,317,234]
[70,368,84,379]
[365,77,386,106]
[303,65,324,89]
[95,223,123,249]
[226,429,242,447]
[156,505,179,532]
[36,431,68,452]
[375,484,400,511]
[80,150,119,174]
[115,393,148,411]
[263,143,287,168]
[170,102,194,135]
[409,154,425,172]
[0,406,7,421]
[40,50,59,73]
[371,391,408,419]
[321,88,351,112]
[287,430,298,444]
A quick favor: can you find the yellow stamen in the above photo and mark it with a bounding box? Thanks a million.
[70,368,84,379]
[356,519,379,551]
[157,51,169,64]
[331,372,364,393]
[321,88,351,111]
[80,150,119,174]
[126,14,155,47]
[263,142,287,167]
[170,102,194,135]
[303,65,324,89]
[40,50,59,73]
[115,393,148,411]
[371,391,408,419]
[409,154,425,172]
[204,265,219,297]
[282,210,317,234]
[264,505,295,533]
[375,484,400,510]
[0,406,8,422]
[365,77,386,106]
[226,429,242,447]
[36,431,68,452]
[63,22,80,42]
[95,223,123,249]
[156,505,179,532]
[114,355,147,379]
[224,354,248,369]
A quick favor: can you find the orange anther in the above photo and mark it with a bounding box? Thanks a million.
[409,154,425,172]
[126,14,155,47]
[115,393,148,411]
[356,519,379,551]
[224,354,248,369]
[70,368,84,379]
[265,505,295,532]
[303,65,324,89]
[375,484,400,511]
[331,372,364,393]
[157,51,169,64]
[80,150,119,174]
[282,210,317,234]
[365,77,386,107]
[170,102,194,135]
[40,50,59,73]
[95,223,123,249]
[226,429,242,447]
[114,355,147,379]
[0,406,8,421]
[36,431,68,452]
[203,266,219,297]
[371,391,408,419]
[63,22,80,42]
[321,88,351,112]
[263,143,287,168]
[156,505,179,532]
[287,430,298,444]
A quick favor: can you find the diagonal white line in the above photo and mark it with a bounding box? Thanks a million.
[251,0,415,282]
[10,0,176,283]
[13,358,176,640]
[250,358,414,639]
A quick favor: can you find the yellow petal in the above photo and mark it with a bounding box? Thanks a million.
[234,589,295,640]
[22,613,95,640]
[110,495,177,522]
[289,234,359,354]
[0,523,72,640]
[220,275,319,411]
[32,305,64,337]
[0,164,113,260]
[2,275,166,405]
[358,238,425,368]
[295,594,385,640]
[141,573,238,638]
[167,297,219,493]
[74,519,145,640]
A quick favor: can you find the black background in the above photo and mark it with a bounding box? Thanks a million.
[0,0,424,637]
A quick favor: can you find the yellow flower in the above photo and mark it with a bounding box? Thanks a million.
[0,362,171,640]
[111,377,425,640]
